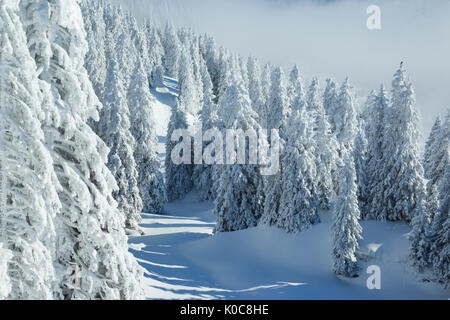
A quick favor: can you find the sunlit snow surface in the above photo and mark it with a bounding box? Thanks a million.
[128,78,449,300]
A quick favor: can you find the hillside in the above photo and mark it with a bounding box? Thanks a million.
[129,78,449,300]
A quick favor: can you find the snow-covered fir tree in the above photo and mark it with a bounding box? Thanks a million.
[277,107,319,233]
[409,199,433,273]
[373,64,425,222]
[354,117,368,211]
[145,22,165,87]
[216,48,232,102]
[129,16,152,81]
[214,73,264,232]
[259,63,272,126]
[178,46,202,114]
[128,59,166,214]
[287,65,304,107]
[0,0,61,299]
[238,56,249,89]
[192,62,218,201]
[162,23,181,79]
[362,86,389,220]
[314,105,339,210]
[80,0,107,100]
[427,111,449,288]
[323,78,338,130]
[424,116,442,180]
[260,66,289,227]
[334,78,358,155]
[101,59,143,230]
[189,38,205,107]
[306,78,339,209]
[20,0,143,299]
[331,152,363,278]
[266,66,289,132]
[145,21,164,66]
[247,56,264,121]
[165,99,194,202]
[429,162,449,288]
[203,36,220,100]
[423,112,449,220]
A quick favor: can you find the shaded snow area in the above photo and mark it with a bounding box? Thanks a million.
[128,78,449,300]
[129,192,449,300]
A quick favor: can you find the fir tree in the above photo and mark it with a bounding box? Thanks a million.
[278,108,319,233]
[214,73,264,232]
[307,78,339,209]
[247,56,264,120]
[0,0,61,299]
[332,152,363,278]
[429,113,449,288]
[259,63,272,127]
[128,59,166,214]
[423,112,449,220]
[363,86,389,220]
[260,66,289,226]
[165,99,194,202]
[193,62,218,201]
[409,199,433,273]
[267,66,289,132]
[430,166,449,288]
[178,47,201,114]
[162,23,181,79]
[334,78,358,155]
[21,0,143,299]
[374,64,425,222]
[354,117,368,211]
[101,59,143,230]
[424,116,442,180]
[323,78,338,131]
[287,65,304,107]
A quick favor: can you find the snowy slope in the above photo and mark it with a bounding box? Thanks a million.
[150,77,177,174]
[129,78,449,300]
[129,192,449,300]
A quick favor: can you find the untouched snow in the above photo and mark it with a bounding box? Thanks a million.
[129,77,449,300]
[129,192,449,300]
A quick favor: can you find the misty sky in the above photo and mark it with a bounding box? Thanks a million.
[114,0,450,143]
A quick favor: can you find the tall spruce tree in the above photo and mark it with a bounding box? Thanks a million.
[363,86,389,220]
[409,199,433,273]
[334,78,358,155]
[307,78,339,209]
[101,59,143,230]
[287,65,303,107]
[192,62,218,201]
[0,0,61,299]
[374,64,425,222]
[162,23,181,79]
[20,0,143,299]
[423,112,449,220]
[278,107,319,233]
[331,152,363,278]
[323,78,338,131]
[429,112,449,288]
[165,99,194,202]
[430,165,449,288]
[214,76,264,232]
[128,59,166,214]
[260,66,289,226]
[247,56,264,121]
